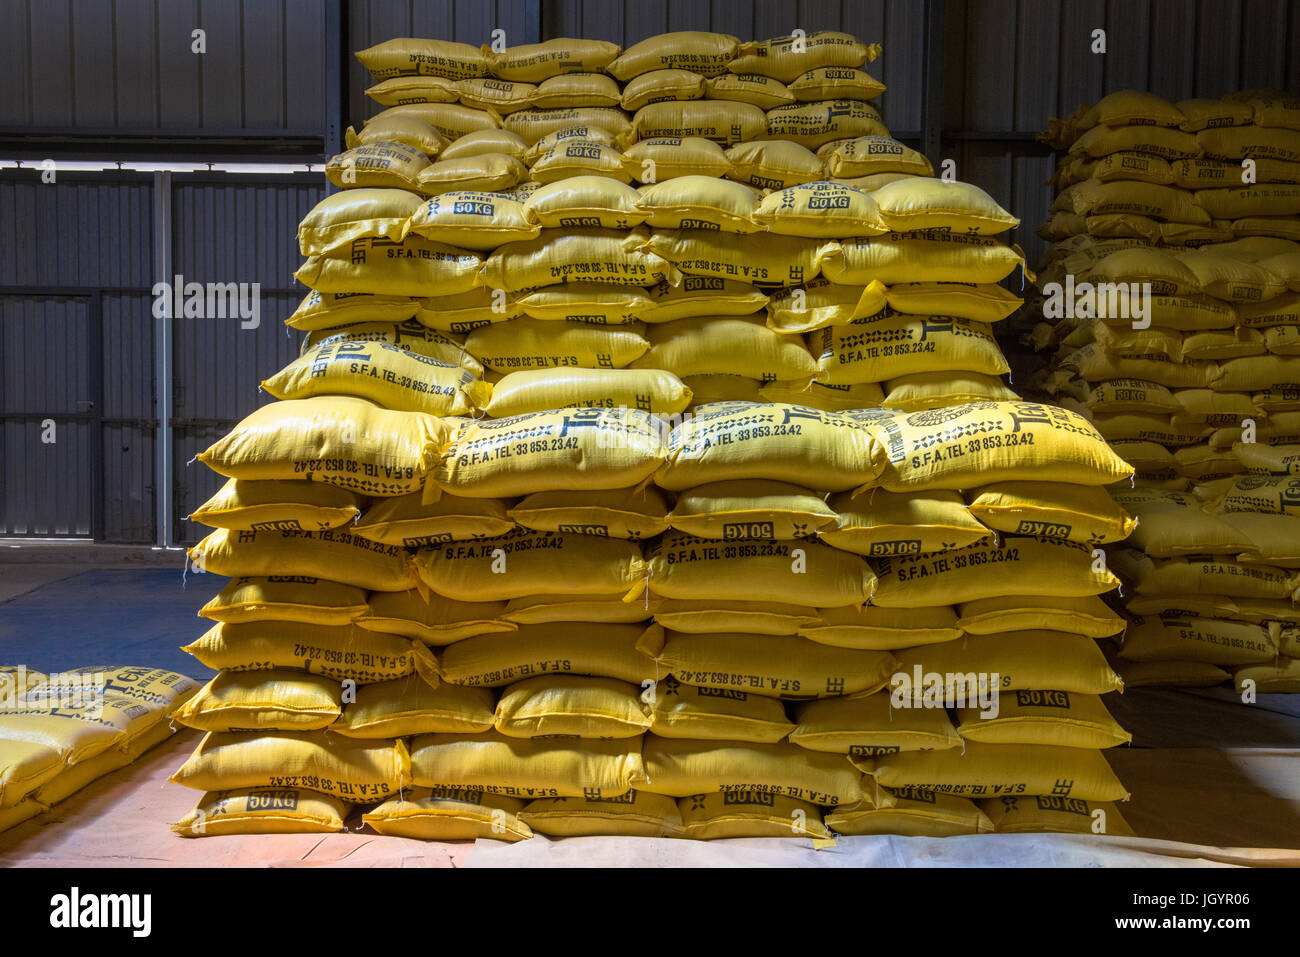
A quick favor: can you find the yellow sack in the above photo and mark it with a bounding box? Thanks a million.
[345,115,445,156]
[417,287,524,333]
[1088,150,1174,185]
[645,531,874,607]
[334,676,496,738]
[439,622,653,687]
[355,38,488,80]
[657,402,882,491]
[262,342,488,417]
[504,107,632,145]
[298,188,422,256]
[636,176,762,232]
[171,730,409,800]
[640,734,866,805]
[873,537,1120,607]
[521,791,683,838]
[530,139,632,184]
[619,68,705,111]
[666,479,838,540]
[480,227,678,290]
[729,31,879,83]
[188,479,361,532]
[368,103,500,142]
[198,576,368,626]
[1069,180,1209,225]
[173,788,349,837]
[1212,354,1300,391]
[1087,378,1180,414]
[828,135,933,178]
[871,178,1019,235]
[862,401,1135,491]
[409,731,644,798]
[416,154,527,195]
[1235,441,1300,475]
[1179,247,1288,301]
[486,367,690,417]
[1079,247,1202,296]
[1114,659,1229,688]
[1235,659,1300,694]
[1198,125,1300,163]
[465,318,650,371]
[685,375,765,407]
[294,236,481,298]
[189,527,418,592]
[791,65,885,101]
[625,136,733,183]
[416,528,647,601]
[882,373,1018,411]
[455,77,536,114]
[829,790,993,837]
[1069,124,1200,160]
[955,690,1130,749]
[810,316,1010,386]
[638,627,896,700]
[635,315,819,381]
[678,792,833,840]
[182,620,437,685]
[0,741,62,810]
[955,595,1123,638]
[523,177,645,230]
[515,283,653,323]
[725,140,824,189]
[799,604,961,650]
[1082,90,1183,127]
[353,490,514,547]
[821,488,991,558]
[966,481,1135,544]
[357,590,514,646]
[1111,548,1296,599]
[432,407,665,497]
[653,600,818,636]
[286,290,421,331]
[763,379,886,412]
[364,787,531,841]
[789,693,960,756]
[1215,474,1300,515]
[1113,487,1250,557]
[980,795,1135,836]
[1119,615,1276,665]
[508,486,670,540]
[704,73,794,109]
[648,680,795,743]
[894,631,1123,696]
[304,321,481,375]
[324,143,429,192]
[404,191,538,249]
[752,182,887,238]
[643,277,769,323]
[766,279,885,334]
[503,594,657,625]
[869,741,1129,802]
[886,284,1022,324]
[644,229,831,287]
[531,73,622,109]
[764,99,887,148]
[365,74,459,106]
[488,37,619,82]
[172,671,343,733]
[607,32,739,81]
[523,125,619,162]
[440,128,528,160]
[494,676,651,738]
[824,235,1026,285]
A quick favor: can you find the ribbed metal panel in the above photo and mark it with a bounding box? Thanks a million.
[0,176,154,287]
[101,293,157,543]
[0,296,93,537]
[0,0,327,135]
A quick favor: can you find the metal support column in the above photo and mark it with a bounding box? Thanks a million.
[88,290,105,542]
[152,171,174,547]
[921,0,947,164]
[325,0,345,158]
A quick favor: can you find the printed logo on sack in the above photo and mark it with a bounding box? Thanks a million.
[49,887,151,938]
[890,665,1000,719]
[151,273,261,329]
[1041,274,1152,329]
[0,667,105,719]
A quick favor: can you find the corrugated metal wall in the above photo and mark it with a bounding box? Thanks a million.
[0,0,328,136]
[3,0,1298,541]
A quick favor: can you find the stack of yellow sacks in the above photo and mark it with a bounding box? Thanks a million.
[169,31,1138,843]
[1031,89,1300,695]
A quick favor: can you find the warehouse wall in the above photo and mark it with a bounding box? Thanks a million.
[3,0,1299,542]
